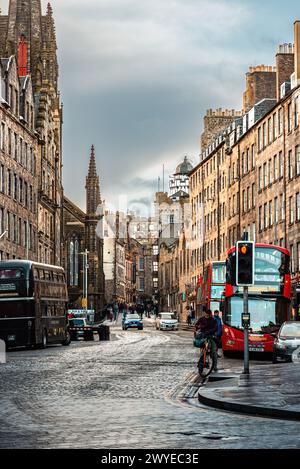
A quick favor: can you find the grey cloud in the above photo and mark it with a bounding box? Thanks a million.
[1,0,296,213]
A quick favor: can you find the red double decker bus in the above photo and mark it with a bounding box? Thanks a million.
[196,261,226,316]
[222,244,291,355]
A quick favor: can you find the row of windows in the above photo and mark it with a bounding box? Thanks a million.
[190,148,226,190]
[0,122,37,174]
[257,99,299,152]
[290,243,300,274]
[258,195,285,231]
[7,83,34,130]
[228,144,256,185]
[258,151,284,190]
[41,169,56,200]
[0,165,36,212]
[0,207,36,251]
[69,239,79,287]
[288,193,300,225]
[288,146,300,180]
[0,251,20,261]
[39,209,54,239]
[38,245,52,266]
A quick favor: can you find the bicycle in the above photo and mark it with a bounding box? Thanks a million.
[197,335,217,378]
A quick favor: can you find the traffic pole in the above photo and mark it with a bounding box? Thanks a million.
[243,285,250,375]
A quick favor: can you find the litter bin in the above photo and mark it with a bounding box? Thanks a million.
[98,325,110,341]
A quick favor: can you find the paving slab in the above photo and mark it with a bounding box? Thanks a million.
[198,363,300,420]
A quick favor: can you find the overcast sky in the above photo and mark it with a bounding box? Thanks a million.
[1,0,300,215]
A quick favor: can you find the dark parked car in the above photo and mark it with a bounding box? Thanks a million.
[273,321,300,363]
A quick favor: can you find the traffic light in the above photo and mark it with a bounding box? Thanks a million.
[236,241,255,286]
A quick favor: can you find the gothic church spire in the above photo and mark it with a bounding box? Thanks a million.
[86,145,101,215]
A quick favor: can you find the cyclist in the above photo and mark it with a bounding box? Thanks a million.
[195,309,218,372]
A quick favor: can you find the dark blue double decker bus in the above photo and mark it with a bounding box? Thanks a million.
[0,260,71,348]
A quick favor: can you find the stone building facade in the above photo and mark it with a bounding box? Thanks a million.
[185,21,300,318]
[0,56,38,260]
[0,1,63,265]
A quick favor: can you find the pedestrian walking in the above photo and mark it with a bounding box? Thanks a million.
[214,309,223,357]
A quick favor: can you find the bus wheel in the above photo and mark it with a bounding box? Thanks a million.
[62,330,71,346]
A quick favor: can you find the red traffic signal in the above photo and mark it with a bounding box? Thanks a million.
[236,241,255,286]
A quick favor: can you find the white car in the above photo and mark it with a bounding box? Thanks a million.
[156,312,179,331]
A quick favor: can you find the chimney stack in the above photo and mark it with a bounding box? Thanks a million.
[276,43,294,100]
[295,21,300,85]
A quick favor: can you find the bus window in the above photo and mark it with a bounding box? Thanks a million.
[0,269,24,279]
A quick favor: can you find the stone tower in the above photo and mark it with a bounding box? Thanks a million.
[2,0,58,92]
[0,1,63,265]
[85,146,105,312]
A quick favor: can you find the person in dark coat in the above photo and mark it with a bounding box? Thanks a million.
[214,310,223,353]
[195,309,218,371]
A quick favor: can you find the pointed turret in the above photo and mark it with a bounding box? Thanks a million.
[87,145,98,179]
[86,145,101,215]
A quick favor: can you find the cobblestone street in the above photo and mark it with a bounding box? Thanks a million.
[0,318,300,449]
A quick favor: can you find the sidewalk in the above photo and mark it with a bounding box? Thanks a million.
[198,362,300,421]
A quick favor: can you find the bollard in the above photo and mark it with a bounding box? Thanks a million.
[0,339,6,364]
[98,325,110,341]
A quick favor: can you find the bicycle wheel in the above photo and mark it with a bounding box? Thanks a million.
[198,349,215,378]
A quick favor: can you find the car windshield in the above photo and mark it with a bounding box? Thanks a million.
[127,314,140,319]
[160,313,176,320]
[280,323,300,338]
[70,319,84,326]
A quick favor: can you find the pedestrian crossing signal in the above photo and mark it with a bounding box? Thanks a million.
[236,241,255,286]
